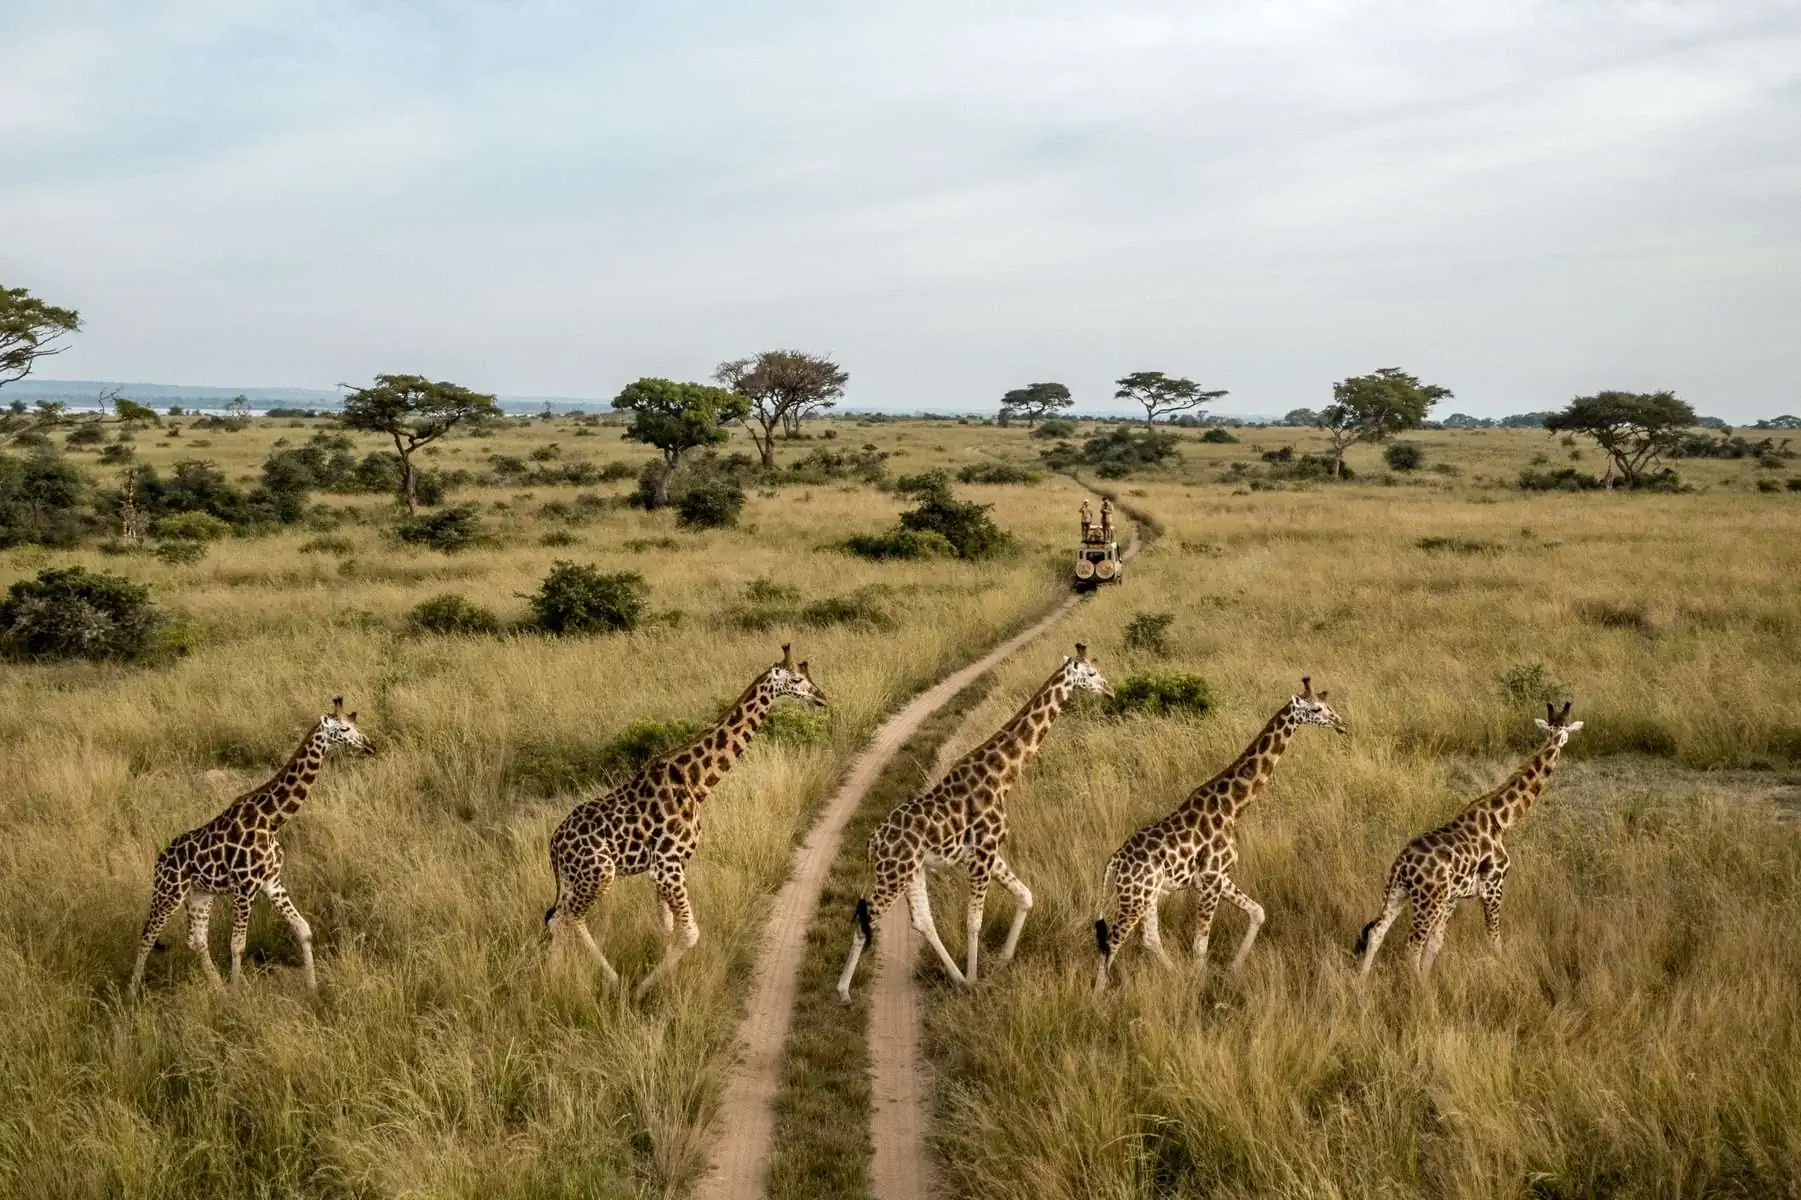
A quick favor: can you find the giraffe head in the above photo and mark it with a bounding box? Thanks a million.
[320,696,376,755]
[1289,676,1347,734]
[768,644,829,708]
[1065,643,1115,698]
[1533,700,1583,745]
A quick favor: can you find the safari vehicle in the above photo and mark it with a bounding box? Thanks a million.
[1074,532,1124,590]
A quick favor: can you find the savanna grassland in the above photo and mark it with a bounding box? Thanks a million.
[1,409,1797,1199]
[0,411,1084,1197]
[903,430,1801,1198]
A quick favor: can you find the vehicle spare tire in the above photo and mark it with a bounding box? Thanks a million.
[1075,559,1095,579]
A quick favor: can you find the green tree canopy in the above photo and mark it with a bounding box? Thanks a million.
[339,374,499,512]
[998,381,1073,426]
[1316,368,1451,477]
[0,285,81,390]
[1544,390,1696,486]
[1114,371,1227,426]
[714,351,847,467]
[613,377,748,507]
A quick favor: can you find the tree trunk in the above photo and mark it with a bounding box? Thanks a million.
[1143,404,1155,428]
[755,418,777,469]
[655,452,678,507]
[394,435,418,514]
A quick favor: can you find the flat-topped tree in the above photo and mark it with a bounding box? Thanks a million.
[1115,371,1227,427]
[1317,367,1451,477]
[614,377,748,506]
[1544,390,1696,487]
[715,351,848,468]
[340,374,500,513]
[1,285,81,391]
[999,382,1073,427]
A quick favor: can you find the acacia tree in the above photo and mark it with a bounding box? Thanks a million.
[613,377,748,506]
[998,382,1073,427]
[1114,371,1227,426]
[1317,367,1451,477]
[714,351,847,468]
[340,374,499,512]
[1544,390,1696,487]
[1,286,81,390]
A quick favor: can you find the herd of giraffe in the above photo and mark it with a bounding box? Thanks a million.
[131,640,1583,1001]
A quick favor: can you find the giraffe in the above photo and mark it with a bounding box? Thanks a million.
[130,698,375,995]
[1355,701,1584,975]
[546,645,827,999]
[836,643,1113,1002]
[1093,678,1346,991]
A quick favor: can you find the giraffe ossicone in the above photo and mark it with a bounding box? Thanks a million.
[836,642,1112,1002]
[545,645,827,1000]
[1355,700,1582,976]
[129,697,375,996]
[1094,676,1345,992]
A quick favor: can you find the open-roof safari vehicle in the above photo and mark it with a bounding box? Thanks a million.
[1075,499,1124,591]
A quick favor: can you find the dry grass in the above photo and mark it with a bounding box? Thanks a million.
[0,416,1076,1197]
[917,478,1801,1198]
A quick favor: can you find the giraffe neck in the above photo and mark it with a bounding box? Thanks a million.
[971,665,1075,789]
[675,671,778,802]
[1183,703,1300,822]
[1468,735,1564,832]
[238,724,330,830]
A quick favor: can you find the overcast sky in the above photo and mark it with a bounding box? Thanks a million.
[5,1,1798,419]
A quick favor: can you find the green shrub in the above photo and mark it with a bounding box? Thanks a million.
[1519,467,1606,491]
[1199,427,1239,444]
[598,717,708,776]
[64,424,108,447]
[153,540,207,566]
[149,511,231,542]
[891,471,1012,559]
[1031,419,1077,440]
[0,566,165,662]
[955,462,1041,485]
[1756,478,1781,493]
[1576,598,1653,633]
[787,445,891,486]
[800,587,894,630]
[298,535,354,555]
[1788,477,1801,492]
[1040,428,1180,478]
[676,477,746,528]
[1106,671,1215,718]
[1496,661,1567,706]
[408,592,503,635]
[1384,441,1425,471]
[540,529,581,547]
[530,443,561,461]
[1123,611,1175,654]
[1417,536,1499,554]
[843,529,955,560]
[0,451,99,548]
[100,443,135,465]
[528,562,647,635]
[395,504,487,552]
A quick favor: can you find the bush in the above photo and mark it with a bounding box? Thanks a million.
[598,718,708,776]
[1788,477,1801,492]
[350,452,403,494]
[889,471,1012,559]
[676,477,746,528]
[395,504,487,552]
[1384,442,1425,471]
[1519,467,1606,491]
[1031,419,1077,440]
[408,592,503,635]
[149,511,231,542]
[528,562,647,635]
[1417,536,1498,554]
[0,566,165,662]
[1757,479,1781,493]
[1123,611,1175,654]
[153,539,207,565]
[1496,661,1567,706]
[0,451,99,548]
[64,424,108,448]
[1041,428,1181,478]
[1106,671,1215,718]
[955,462,1042,485]
[800,587,894,630]
[298,535,354,555]
[787,446,890,486]
[842,530,956,560]
[1199,427,1239,444]
[99,443,135,465]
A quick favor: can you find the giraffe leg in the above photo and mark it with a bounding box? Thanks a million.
[836,886,887,1002]
[186,891,223,990]
[1407,896,1452,974]
[228,888,255,986]
[1421,902,1454,973]
[1479,859,1510,951]
[1190,876,1224,976]
[1220,875,1267,973]
[1142,899,1178,969]
[549,854,619,986]
[963,863,992,985]
[990,856,1034,965]
[1356,886,1407,977]
[658,898,676,937]
[634,861,698,1001]
[902,871,963,987]
[130,866,187,996]
[1094,885,1152,992]
[263,877,317,991]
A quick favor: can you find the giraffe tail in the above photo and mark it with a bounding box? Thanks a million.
[855,897,874,946]
[1353,919,1378,958]
[1095,919,1111,958]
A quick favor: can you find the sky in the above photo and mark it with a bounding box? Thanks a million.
[4,1,1798,420]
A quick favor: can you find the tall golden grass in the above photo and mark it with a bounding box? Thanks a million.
[919,477,1801,1198]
